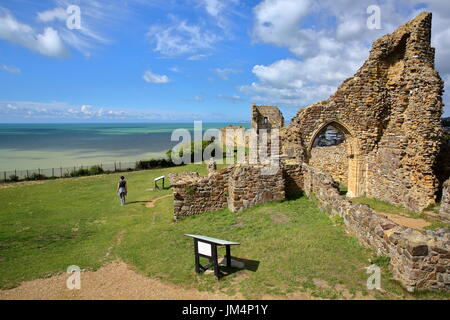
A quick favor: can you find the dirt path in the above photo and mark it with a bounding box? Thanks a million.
[0,261,241,300]
[145,194,172,209]
[0,259,378,300]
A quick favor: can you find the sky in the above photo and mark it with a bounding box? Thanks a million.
[0,0,449,123]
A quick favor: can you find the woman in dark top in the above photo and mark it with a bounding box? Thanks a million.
[117,176,127,206]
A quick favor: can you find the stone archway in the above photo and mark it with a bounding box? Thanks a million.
[306,121,365,198]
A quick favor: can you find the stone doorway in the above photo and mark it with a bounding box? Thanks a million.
[307,121,365,198]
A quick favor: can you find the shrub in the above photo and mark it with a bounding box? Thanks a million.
[8,174,19,182]
[166,139,225,164]
[135,158,176,170]
[89,165,104,175]
[28,172,48,180]
[70,168,90,177]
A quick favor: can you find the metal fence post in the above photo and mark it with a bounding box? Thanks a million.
[3,171,6,182]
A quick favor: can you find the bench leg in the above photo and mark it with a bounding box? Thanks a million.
[211,244,221,279]
[226,245,231,268]
[194,240,201,273]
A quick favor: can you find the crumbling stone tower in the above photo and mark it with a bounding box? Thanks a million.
[251,104,284,133]
[281,12,444,212]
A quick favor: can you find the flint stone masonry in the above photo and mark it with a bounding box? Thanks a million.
[309,143,349,185]
[228,164,285,213]
[280,12,444,212]
[169,167,232,219]
[169,164,285,218]
[440,179,450,222]
[302,163,450,291]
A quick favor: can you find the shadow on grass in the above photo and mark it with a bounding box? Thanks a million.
[201,257,260,279]
[125,201,148,205]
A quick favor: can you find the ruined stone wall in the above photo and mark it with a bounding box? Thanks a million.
[169,167,232,219]
[309,143,348,185]
[303,163,450,291]
[440,179,450,222]
[228,164,285,213]
[280,12,444,212]
[170,164,285,218]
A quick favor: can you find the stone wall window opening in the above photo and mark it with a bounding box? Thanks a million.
[312,124,346,148]
[264,117,269,124]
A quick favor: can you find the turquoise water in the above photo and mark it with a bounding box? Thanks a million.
[0,122,249,171]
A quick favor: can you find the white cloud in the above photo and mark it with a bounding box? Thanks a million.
[37,7,67,23]
[187,54,209,61]
[80,104,92,114]
[200,0,226,17]
[217,94,242,103]
[0,101,242,122]
[142,70,170,83]
[0,9,68,58]
[0,1,136,58]
[0,101,129,120]
[245,0,450,113]
[170,66,181,73]
[213,68,242,80]
[0,64,21,74]
[36,2,112,57]
[148,17,220,57]
[196,0,240,32]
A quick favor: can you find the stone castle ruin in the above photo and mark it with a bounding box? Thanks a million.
[282,11,445,210]
[169,13,450,291]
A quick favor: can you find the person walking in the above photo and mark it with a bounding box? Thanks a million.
[117,176,127,206]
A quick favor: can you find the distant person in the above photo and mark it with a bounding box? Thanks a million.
[117,176,127,206]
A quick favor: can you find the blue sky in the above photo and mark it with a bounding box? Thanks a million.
[0,0,449,122]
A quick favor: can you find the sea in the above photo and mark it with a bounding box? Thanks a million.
[0,122,250,172]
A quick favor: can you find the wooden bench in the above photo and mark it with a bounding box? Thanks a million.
[185,234,240,279]
[154,175,165,189]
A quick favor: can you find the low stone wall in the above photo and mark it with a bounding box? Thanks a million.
[440,179,450,222]
[303,163,450,291]
[169,167,232,219]
[170,164,285,218]
[309,143,348,184]
[228,165,285,213]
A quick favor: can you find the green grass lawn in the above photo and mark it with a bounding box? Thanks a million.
[1,164,449,299]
